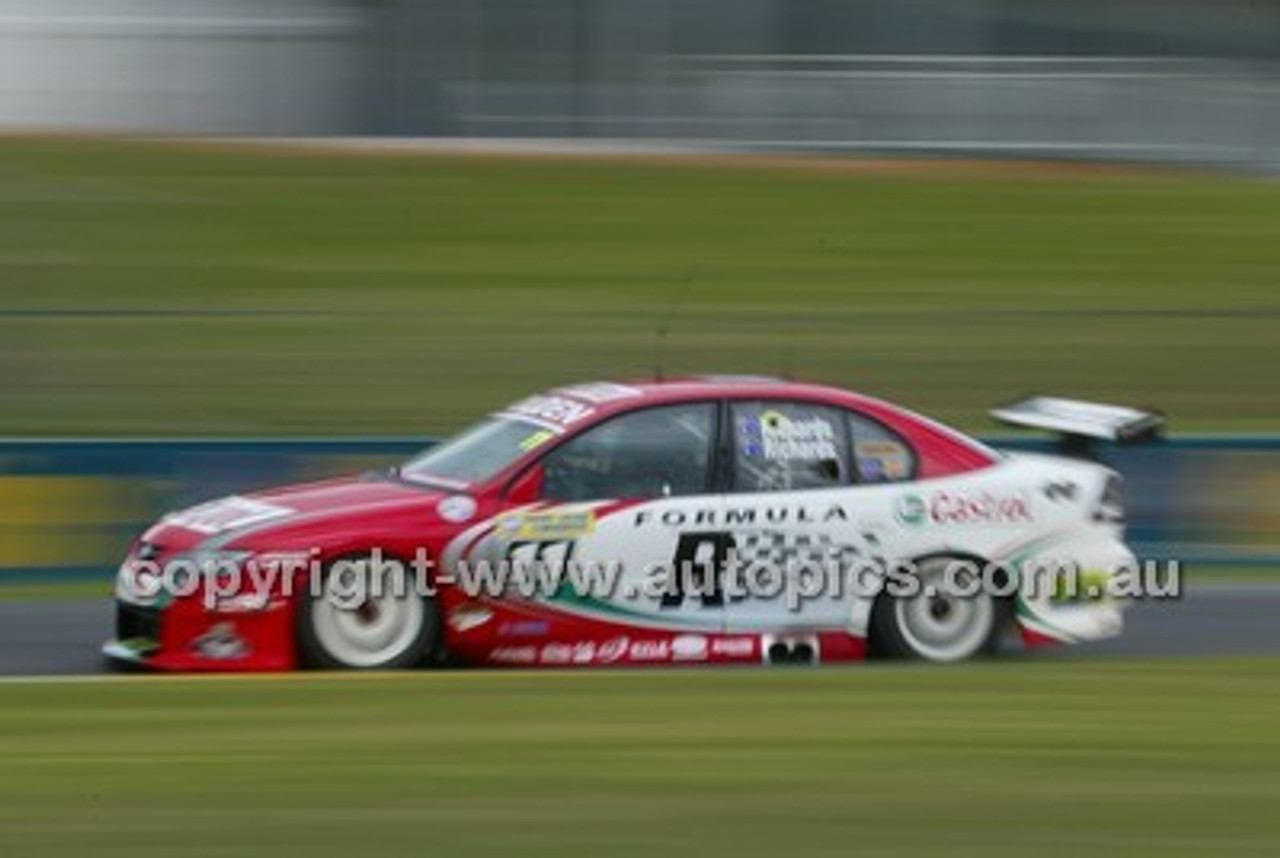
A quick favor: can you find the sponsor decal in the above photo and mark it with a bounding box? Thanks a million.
[437,494,478,523]
[165,496,292,535]
[490,645,538,664]
[670,634,709,661]
[740,410,838,462]
[897,490,1033,526]
[192,622,249,660]
[539,643,574,664]
[536,642,601,665]
[855,440,911,481]
[212,593,280,614]
[571,642,597,664]
[629,640,670,661]
[1041,480,1079,502]
[497,509,595,541]
[710,637,756,657]
[895,494,927,527]
[633,503,849,528]
[929,490,1033,525]
[496,635,752,666]
[518,429,556,451]
[448,603,494,633]
[501,394,595,431]
[497,619,553,638]
[557,382,643,404]
[536,637,638,665]
[595,636,630,664]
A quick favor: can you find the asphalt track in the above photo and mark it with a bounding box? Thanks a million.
[0,584,1275,677]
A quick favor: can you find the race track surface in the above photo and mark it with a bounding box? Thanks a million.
[0,584,1276,677]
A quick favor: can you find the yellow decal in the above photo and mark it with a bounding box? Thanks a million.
[495,509,595,541]
[518,430,556,452]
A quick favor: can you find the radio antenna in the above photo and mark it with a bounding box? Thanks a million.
[780,343,795,381]
[654,269,693,383]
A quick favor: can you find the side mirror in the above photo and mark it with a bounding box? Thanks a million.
[504,463,545,504]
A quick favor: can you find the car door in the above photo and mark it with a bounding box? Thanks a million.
[499,401,727,636]
[719,399,916,632]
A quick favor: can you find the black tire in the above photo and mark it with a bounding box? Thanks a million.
[296,553,439,670]
[869,556,1007,662]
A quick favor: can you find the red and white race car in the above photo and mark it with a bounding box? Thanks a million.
[105,378,1158,671]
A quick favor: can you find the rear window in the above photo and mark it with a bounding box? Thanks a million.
[845,411,917,484]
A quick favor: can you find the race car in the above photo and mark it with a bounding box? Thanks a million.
[104,377,1158,671]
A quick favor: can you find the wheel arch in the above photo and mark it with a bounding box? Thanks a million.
[853,549,1015,658]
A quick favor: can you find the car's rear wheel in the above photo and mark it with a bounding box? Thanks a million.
[870,557,1005,662]
[298,554,438,669]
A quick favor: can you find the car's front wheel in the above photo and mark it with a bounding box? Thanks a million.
[870,557,1005,662]
[297,554,438,669]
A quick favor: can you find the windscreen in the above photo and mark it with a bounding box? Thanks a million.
[399,417,553,488]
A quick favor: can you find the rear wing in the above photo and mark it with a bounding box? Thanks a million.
[991,396,1164,448]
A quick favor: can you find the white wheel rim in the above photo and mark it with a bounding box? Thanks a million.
[311,560,424,668]
[893,565,994,662]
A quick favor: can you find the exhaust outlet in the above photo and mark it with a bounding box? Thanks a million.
[764,635,819,666]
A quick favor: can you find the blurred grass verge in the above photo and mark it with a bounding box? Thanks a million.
[1,138,1277,436]
[0,660,1277,857]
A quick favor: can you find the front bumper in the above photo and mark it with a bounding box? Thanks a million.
[102,596,298,672]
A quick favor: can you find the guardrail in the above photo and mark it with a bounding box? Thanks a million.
[1,435,1276,582]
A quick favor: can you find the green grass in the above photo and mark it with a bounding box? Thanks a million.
[1,139,1278,435]
[0,661,1277,857]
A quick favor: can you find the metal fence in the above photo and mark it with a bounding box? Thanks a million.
[1,435,1276,583]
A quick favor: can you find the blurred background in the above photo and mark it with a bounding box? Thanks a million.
[3,0,1280,165]
[2,6,1280,858]
[0,0,1278,578]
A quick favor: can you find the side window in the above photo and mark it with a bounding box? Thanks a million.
[540,403,715,503]
[731,401,848,493]
[846,410,917,484]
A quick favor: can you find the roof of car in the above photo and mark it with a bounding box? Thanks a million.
[496,376,999,480]
[602,376,885,407]
[522,377,925,430]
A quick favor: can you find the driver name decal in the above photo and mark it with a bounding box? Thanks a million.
[740,410,838,462]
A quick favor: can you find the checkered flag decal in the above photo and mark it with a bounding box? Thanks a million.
[729,530,881,572]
